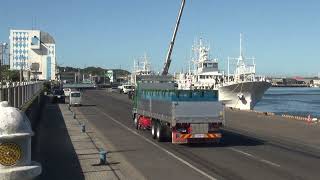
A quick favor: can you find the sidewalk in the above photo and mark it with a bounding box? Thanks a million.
[64,104,125,180]
[32,100,125,180]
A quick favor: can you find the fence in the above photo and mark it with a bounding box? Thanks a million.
[0,81,43,108]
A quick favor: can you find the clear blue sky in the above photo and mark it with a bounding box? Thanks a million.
[1,0,319,76]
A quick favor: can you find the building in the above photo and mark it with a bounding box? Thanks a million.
[9,29,56,80]
[59,71,85,84]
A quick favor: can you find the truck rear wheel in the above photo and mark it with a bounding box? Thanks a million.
[134,116,139,130]
[151,121,157,139]
[156,122,164,142]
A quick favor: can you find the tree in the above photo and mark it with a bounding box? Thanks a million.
[58,66,130,77]
[0,65,20,82]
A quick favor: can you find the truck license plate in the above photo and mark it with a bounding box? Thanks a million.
[194,134,205,138]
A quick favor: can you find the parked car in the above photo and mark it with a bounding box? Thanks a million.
[122,85,135,94]
[52,89,65,103]
[128,90,135,100]
[118,85,123,92]
[110,86,119,93]
[69,91,82,106]
[63,88,71,97]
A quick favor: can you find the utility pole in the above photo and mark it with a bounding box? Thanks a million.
[0,44,3,90]
[20,66,22,83]
[1,43,8,84]
[104,70,106,85]
[0,44,3,83]
[0,43,8,101]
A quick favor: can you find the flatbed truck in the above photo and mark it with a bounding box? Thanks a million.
[132,78,224,144]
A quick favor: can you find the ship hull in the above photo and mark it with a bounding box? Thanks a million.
[218,81,271,110]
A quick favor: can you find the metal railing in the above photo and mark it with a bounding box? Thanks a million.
[0,81,43,108]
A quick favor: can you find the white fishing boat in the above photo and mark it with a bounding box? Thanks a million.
[219,33,271,110]
[176,38,224,90]
[130,53,154,86]
[175,34,271,110]
[311,79,320,88]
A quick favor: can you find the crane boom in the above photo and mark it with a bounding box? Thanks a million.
[162,0,186,75]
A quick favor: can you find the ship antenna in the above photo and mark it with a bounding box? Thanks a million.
[133,59,136,71]
[240,32,243,58]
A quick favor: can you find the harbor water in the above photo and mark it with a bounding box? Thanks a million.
[254,87,320,118]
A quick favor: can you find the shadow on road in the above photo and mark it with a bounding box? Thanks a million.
[219,130,265,147]
[183,129,265,148]
[108,149,138,154]
[92,161,120,166]
[80,104,96,107]
[32,100,85,180]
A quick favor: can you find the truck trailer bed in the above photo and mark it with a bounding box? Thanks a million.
[134,87,223,126]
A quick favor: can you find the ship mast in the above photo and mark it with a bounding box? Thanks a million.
[162,0,186,75]
[240,33,243,58]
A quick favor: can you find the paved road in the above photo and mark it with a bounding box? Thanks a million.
[74,90,320,180]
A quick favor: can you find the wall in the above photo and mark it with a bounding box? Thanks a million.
[22,94,45,129]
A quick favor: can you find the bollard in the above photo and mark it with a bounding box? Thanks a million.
[81,124,86,133]
[0,101,41,179]
[99,150,107,165]
[68,105,71,111]
[73,112,76,119]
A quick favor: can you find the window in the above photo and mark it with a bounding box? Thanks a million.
[213,63,218,68]
[71,93,81,97]
[31,37,39,45]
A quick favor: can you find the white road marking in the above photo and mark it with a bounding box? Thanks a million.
[229,147,281,168]
[95,107,217,180]
[260,159,281,168]
[229,147,255,158]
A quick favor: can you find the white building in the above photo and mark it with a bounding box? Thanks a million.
[9,29,56,80]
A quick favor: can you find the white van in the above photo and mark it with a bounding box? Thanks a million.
[122,85,135,94]
[63,88,71,96]
[69,91,82,106]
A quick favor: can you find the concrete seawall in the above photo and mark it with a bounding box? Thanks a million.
[21,94,45,129]
[227,107,318,123]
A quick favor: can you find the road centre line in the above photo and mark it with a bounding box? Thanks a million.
[229,147,281,168]
[260,159,281,168]
[94,107,217,180]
